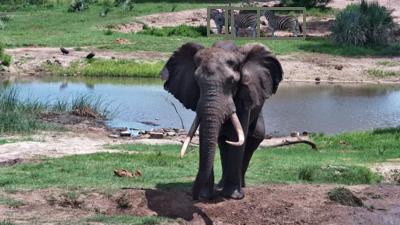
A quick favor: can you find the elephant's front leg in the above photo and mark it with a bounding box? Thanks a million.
[218,110,250,199]
[242,113,265,187]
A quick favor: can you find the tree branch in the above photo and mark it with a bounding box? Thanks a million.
[164,96,185,129]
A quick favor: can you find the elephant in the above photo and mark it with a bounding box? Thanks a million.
[160,40,283,200]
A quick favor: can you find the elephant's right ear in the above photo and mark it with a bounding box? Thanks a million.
[161,42,204,111]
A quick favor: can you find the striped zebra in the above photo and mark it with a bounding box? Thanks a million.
[210,9,259,37]
[263,10,303,37]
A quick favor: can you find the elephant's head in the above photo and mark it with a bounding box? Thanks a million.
[161,41,282,199]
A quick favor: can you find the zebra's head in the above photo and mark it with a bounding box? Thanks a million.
[210,9,225,26]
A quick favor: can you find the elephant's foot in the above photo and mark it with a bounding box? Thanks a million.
[215,178,225,191]
[221,186,244,200]
[199,187,215,200]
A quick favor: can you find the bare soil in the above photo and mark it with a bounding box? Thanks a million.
[0,184,399,224]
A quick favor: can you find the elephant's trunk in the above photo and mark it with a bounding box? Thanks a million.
[192,90,226,200]
[192,112,221,200]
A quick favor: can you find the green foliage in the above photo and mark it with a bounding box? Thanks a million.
[48,59,164,78]
[138,25,208,38]
[367,69,400,77]
[0,87,113,133]
[298,165,381,184]
[327,187,363,207]
[1,54,12,66]
[68,0,89,12]
[331,0,395,46]
[0,221,16,225]
[280,0,331,8]
[0,196,25,208]
[86,215,167,225]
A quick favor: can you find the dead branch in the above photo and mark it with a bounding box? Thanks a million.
[268,138,317,150]
[164,96,185,129]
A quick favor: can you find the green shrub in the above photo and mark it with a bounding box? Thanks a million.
[1,54,12,67]
[138,25,208,38]
[331,0,395,46]
[280,0,331,8]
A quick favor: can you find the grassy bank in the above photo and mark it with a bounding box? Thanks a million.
[0,87,112,133]
[2,127,400,190]
[48,59,164,77]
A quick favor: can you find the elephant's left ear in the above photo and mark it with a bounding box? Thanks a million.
[238,44,283,109]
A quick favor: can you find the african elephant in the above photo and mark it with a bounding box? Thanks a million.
[160,41,283,200]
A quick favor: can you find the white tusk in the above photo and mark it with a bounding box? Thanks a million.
[225,113,245,146]
[180,115,199,158]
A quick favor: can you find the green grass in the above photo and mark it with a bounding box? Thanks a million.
[138,24,208,38]
[0,221,15,225]
[2,127,400,190]
[48,59,164,77]
[376,61,400,67]
[85,214,169,225]
[367,68,400,78]
[0,196,25,208]
[0,3,399,57]
[0,87,113,133]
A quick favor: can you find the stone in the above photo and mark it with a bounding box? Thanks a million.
[120,130,131,137]
[290,132,300,137]
[108,134,119,138]
[166,131,177,136]
[149,131,164,139]
[334,64,343,70]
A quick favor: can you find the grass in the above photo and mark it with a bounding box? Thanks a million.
[0,2,399,57]
[138,24,208,38]
[0,87,113,133]
[0,43,12,66]
[376,61,400,67]
[366,68,400,78]
[327,187,363,207]
[0,221,15,225]
[85,214,169,225]
[48,59,164,78]
[2,127,400,190]
[0,196,25,208]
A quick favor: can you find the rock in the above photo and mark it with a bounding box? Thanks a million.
[290,132,300,137]
[114,169,133,177]
[334,64,343,70]
[328,76,334,81]
[166,131,177,136]
[149,131,164,139]
[46,59,52,65]
[315,77,321,82]
[54,60,62,65]
[108,134,119,138]
[120,130,131,137]
[302,131,309,136]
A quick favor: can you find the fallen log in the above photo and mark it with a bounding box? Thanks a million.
[268,138,317,150]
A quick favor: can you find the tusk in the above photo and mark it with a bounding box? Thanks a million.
[225,113,245,146]
[180,115,199,158]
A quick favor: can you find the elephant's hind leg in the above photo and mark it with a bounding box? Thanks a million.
[242,113,265,187]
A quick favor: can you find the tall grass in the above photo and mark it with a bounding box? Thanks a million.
[0,87,114,133]
[331,0,396,46]
[0,43,12,67]
[49,59,164,78]
[138,25,208,38]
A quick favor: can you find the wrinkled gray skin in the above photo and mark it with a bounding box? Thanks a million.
[161,41,283,200]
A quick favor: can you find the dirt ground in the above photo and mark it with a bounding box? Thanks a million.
[2,47,400,84]
[0,184,399,224]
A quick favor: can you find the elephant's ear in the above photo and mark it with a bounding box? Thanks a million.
[160,42,204,111]
[238,44,283,109]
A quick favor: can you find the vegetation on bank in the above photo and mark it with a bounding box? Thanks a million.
[367,68,400,78]
[2,127,400,189]
[0,43,11,67]
[331,0,397,46]
[47,59,164,77]
[0,87,113,133]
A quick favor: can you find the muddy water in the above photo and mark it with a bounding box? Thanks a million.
[8,78,400,135]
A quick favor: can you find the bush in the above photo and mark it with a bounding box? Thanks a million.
[0,43,12,67]
[280,0,332,8]
[331,0,395,46]
[138,25,208,38]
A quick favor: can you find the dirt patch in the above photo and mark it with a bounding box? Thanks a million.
[135,9,208,29]
[0,184,399,224]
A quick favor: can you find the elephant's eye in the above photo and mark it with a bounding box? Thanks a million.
[227,59,236,69]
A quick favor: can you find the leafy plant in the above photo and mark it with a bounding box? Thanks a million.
[139,25,208,38]
[280,0,332,8]
[331,0,395,46]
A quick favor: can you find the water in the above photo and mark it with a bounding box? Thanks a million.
[7,77,400,135]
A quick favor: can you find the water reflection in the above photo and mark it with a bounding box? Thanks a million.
[9,78,400,135]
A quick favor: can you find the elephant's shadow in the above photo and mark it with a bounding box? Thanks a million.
[144,182,224,225]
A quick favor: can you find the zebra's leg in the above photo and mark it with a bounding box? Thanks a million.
[217,25,222,34]
[251,27,256,38]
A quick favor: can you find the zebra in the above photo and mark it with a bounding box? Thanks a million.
[263,10,303,37]
[210,9,259,37]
